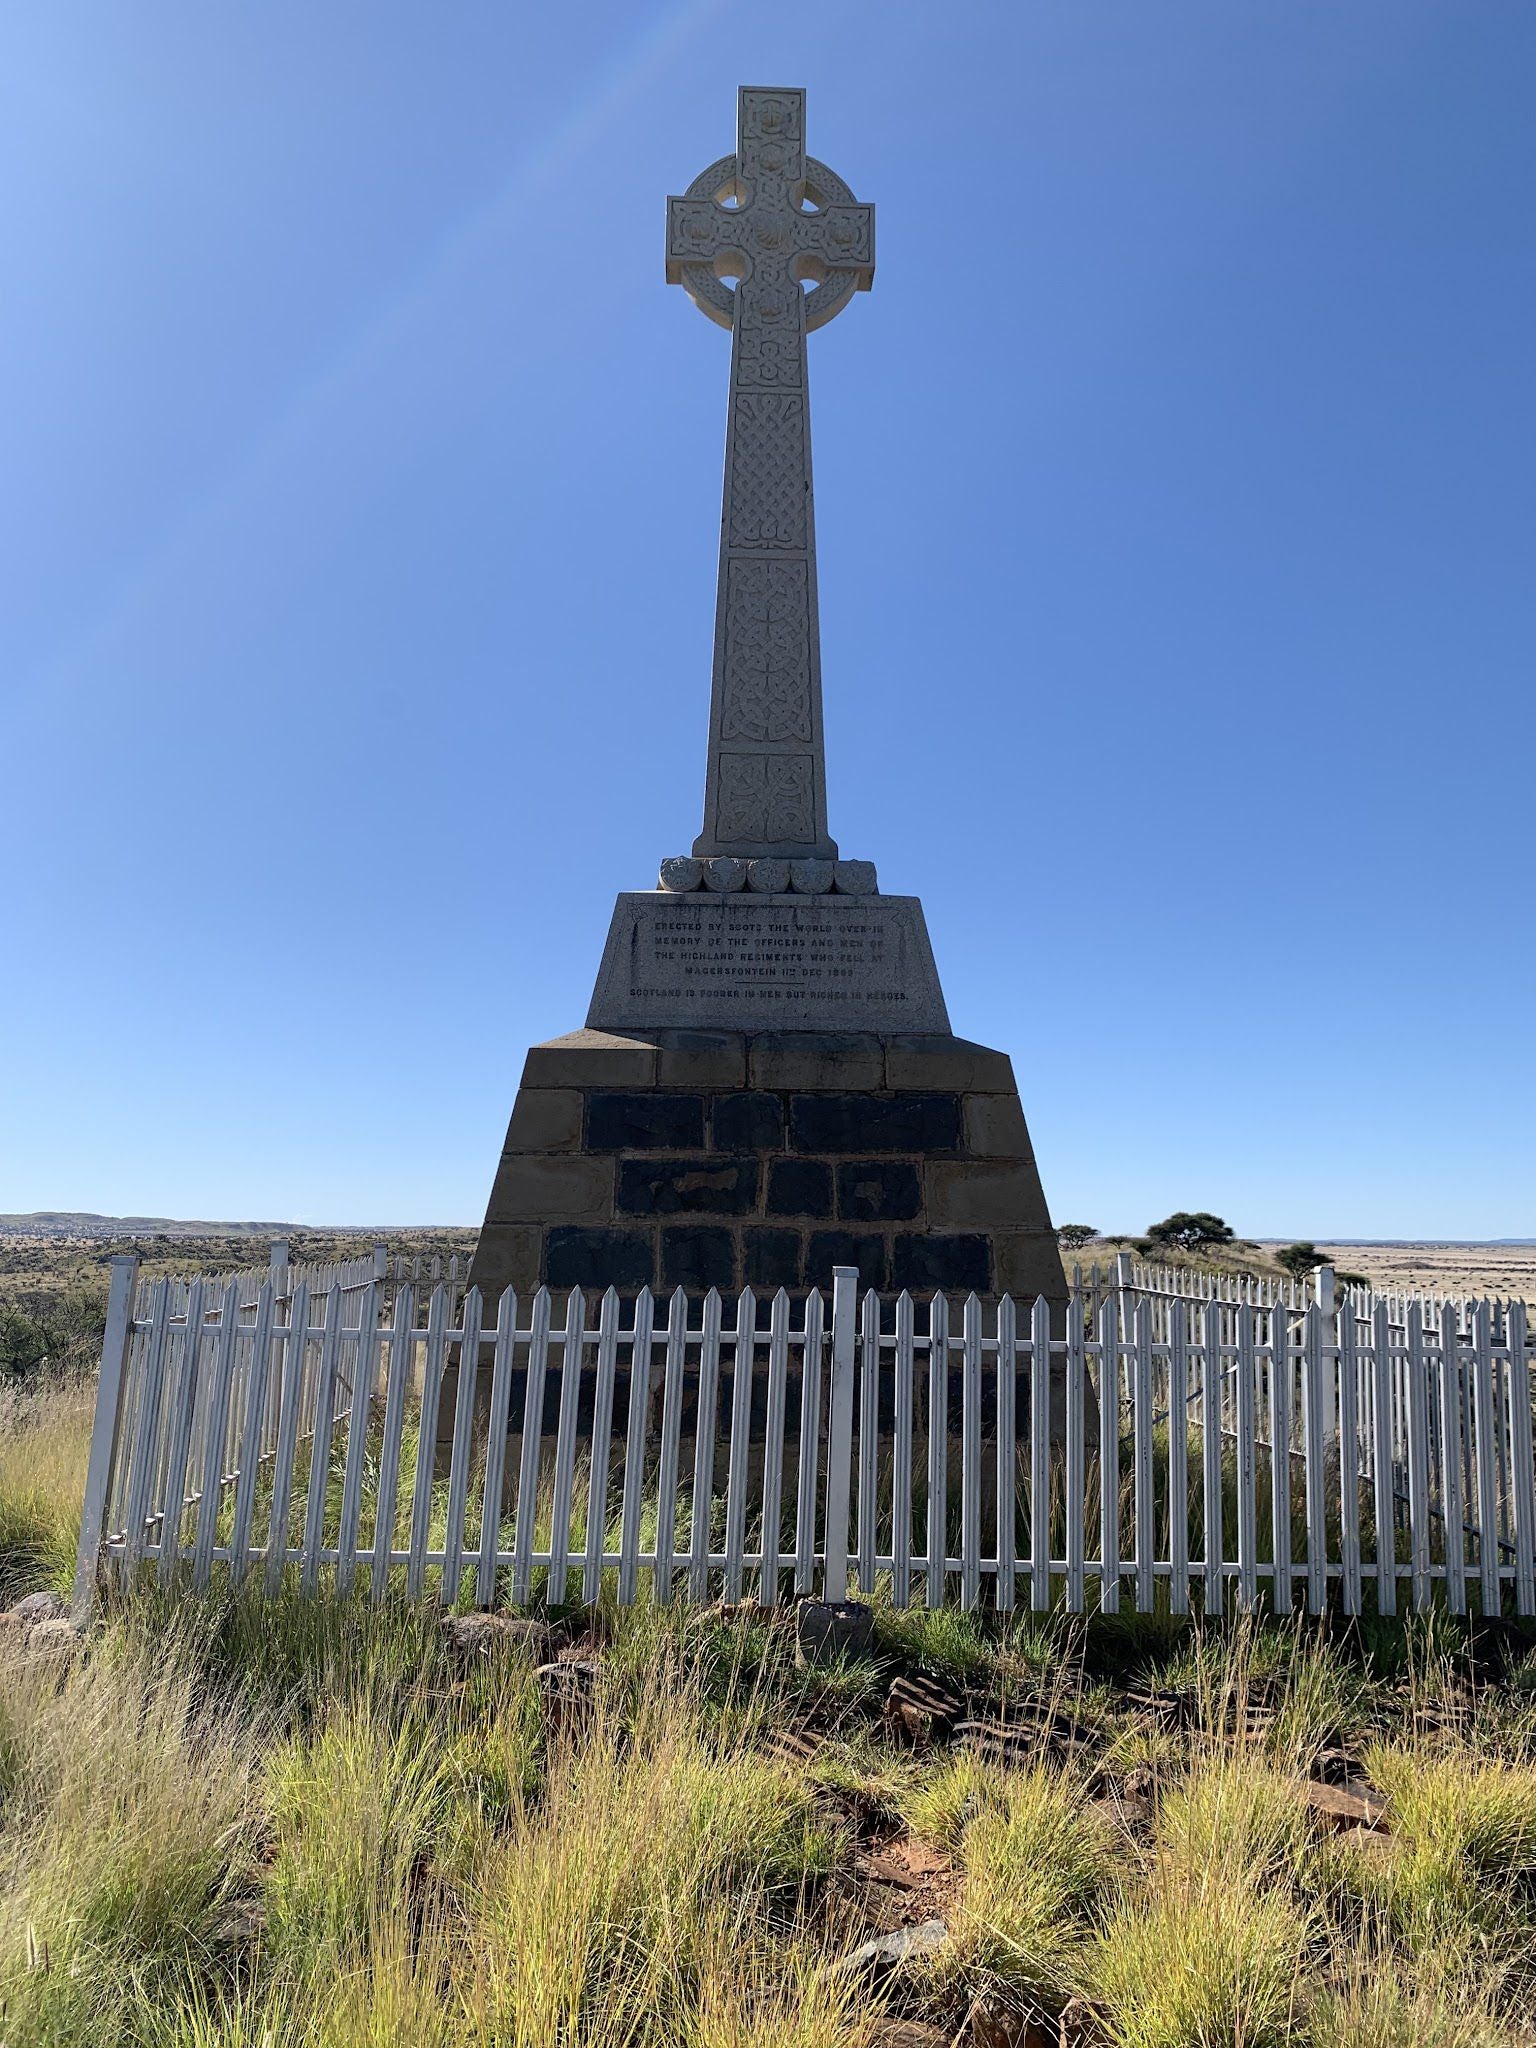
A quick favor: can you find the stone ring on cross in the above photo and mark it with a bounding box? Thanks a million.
[665,88,874,335]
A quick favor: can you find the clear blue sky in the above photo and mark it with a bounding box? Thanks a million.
[2,3,1531,1239]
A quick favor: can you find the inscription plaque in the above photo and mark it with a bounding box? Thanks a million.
[587,893,950,1034]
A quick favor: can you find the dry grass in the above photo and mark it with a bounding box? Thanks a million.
[0,1380,94,1600]
[0,1383,1534,2044]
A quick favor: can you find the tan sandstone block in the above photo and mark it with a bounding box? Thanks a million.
[522,1030,657,1089]
[655,1030,747,1088]
[963,1093,1036,1159]
[884,1034,1014,1093]
[749,1031,883,1091]
[504,1087,583,1152]
[927,1160,1044,1231]
[486,1155,613,1224]
[469,1225,542,1298]
[994,1230,1069,1300]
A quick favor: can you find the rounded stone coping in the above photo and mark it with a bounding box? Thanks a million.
[640,890,886,905]
[655,869,882,899]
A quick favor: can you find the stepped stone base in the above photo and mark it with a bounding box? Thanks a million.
[468,1027,1064,1302]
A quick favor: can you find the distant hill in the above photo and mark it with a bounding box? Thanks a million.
[0,1213,303,1238]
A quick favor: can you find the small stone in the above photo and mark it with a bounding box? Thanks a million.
[1058,1998,1097,2046]
[956,1716,1049,1769]
[535,1657,602,1738]
[9,1591,66,1624]
[1300,1777,1388,1830]
[833,859,878,895]
[854,1849,927,1892]
[26,1618,80,1655]
[442,1613,553,1663]
[1089,1790,1153,1831]
[891,1700,938,1742]
[860,1834,951,1887]
[213,1896,268,1946]
[536,1656,600,1696]
[789,859,834,894]
[767,1724,825,1765]
[659,857,704,892]
[794,1598,875,1667]
[837,1918,948,1978]
[1312,1745,1357,1786]
[967,1998,1054,2048]
[746,858,790,892]
[702,856,748,892]
[884,1670,962,1744]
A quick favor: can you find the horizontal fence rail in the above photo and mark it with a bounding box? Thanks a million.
[74,1255,1536,1620]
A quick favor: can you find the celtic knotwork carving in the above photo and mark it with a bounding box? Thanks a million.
[715,754,814,845]
[728,393,806,550]
[720,562,812,742]
[734,323,804,388]
[741,89,803,155]
[670,92,873,858]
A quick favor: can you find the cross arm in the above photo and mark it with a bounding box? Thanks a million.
[795,202,874,288]
[666,195,741,282]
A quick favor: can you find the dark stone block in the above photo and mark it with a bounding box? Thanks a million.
[617,1157,760,1216]
[662,1225,737,1291]
[892,1232,992,1294]
[586,1093,704,1150]
[743,1227,803,1290]
[790,1093,962,1155]
[711,1091,785,1152]
[767,1158,833,1217]
[807,1230,888,1290]
[794,1599,875,1667]
[837,1160,922,1222]
[546,1226,655,1290]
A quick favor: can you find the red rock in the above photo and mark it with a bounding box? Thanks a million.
[1300,1777,1388,1830]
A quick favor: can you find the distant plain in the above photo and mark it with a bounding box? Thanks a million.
[2,1222,1532,1322]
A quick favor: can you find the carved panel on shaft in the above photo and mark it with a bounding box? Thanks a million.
[727,393,807,549]
[714,754,815,845]
[720,562,812,742]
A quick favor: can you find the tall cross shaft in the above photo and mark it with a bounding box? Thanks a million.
[667,87,874,861]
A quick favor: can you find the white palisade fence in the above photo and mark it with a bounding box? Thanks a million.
[74,1252,1536,1619]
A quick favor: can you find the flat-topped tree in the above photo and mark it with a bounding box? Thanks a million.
[666,86,873,864]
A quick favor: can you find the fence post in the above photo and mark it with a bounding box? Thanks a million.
[1114,1252,1136,1405]
[72,1254,140,1617]
[372,1243,388,1283]
[269,1239,289,1294]
[1314,1264,1338,1438]
[822,1266,859,1603]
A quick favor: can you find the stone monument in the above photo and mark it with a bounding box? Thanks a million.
[469,87,1063,1311]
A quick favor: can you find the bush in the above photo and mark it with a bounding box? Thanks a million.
[1145,1213,1234,1252]
[1276,1242,1322,1281]
[0,1288,108,1381]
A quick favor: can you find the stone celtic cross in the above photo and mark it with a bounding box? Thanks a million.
[667,86,874,868]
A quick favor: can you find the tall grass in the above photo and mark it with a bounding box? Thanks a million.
[1,1378,1534,2044]
[1090,1756,1315,2048]
[0,1379,92,1600]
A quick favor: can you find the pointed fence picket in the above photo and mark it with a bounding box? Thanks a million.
[73,1254,1536,1621]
